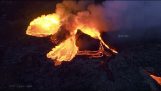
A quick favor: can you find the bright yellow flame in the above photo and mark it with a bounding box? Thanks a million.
[47,36,78,65]
[150,74,161,85]
[26,13,61,37]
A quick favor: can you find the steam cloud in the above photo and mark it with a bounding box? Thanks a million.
[104,1,161,30]
[103,1,161,42]
[55,0,109,32]
[56,1,161,43]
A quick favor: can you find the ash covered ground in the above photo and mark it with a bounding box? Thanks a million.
[0,1,161,91]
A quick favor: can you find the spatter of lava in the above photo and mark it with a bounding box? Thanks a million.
[26,1,118,65]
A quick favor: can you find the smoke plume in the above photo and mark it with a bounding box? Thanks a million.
[55,0,109,33]
[56,1,161,44]
[103,1,161,43]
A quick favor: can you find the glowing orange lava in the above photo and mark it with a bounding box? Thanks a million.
[150,74,161,85]
[26,2,118,65]
[47,36,78,65]
[26,14,61,37]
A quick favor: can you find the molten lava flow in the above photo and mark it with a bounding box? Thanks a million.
[149,74,161,85]
[26,14,61,37]
[47,36,78,65]
[77,42,112,58]
[26,14,118,65]
[26,1,118,65]
[26,15,118,65]
[79,26,118,54]
[79,26,100,39]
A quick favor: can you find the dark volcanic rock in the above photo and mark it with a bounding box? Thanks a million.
[1,38,161,91]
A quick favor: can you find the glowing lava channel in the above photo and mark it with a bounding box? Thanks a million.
[26,10,118,65]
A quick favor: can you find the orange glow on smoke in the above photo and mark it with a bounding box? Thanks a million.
[150,74,161,85]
